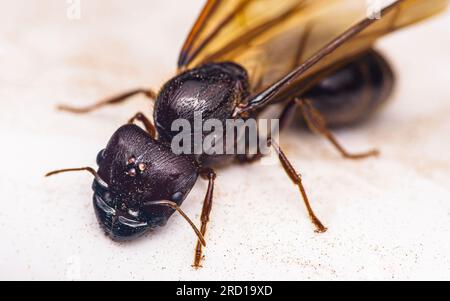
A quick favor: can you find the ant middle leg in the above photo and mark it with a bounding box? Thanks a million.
[58,88,157,114]
[236,100,327,232]
[268,136,327,233]
[237,100,297,164]
[128,112,157,139]
[296,98,379,160]
[268,100,327,232]
[193,168,216,269]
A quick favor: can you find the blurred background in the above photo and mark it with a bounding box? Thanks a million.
[0,0,449,280]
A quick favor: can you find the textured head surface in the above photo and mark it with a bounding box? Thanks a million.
[94,124,199,240]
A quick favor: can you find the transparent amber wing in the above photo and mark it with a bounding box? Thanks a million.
[179,0,448,98]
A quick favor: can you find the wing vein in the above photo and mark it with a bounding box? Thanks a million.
[235,0,405,115]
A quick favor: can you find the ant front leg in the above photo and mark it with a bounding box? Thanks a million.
[128,112,157,139]
[296,98,379,160]
[58,88,157,114]
[193,168,216,269]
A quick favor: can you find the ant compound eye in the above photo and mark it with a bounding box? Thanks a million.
[96,149,106,165]
[172,192,184,203]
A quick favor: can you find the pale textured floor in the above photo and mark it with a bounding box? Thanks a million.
[0,0,449,281]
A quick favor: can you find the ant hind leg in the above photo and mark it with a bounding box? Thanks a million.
[296,98,379,160]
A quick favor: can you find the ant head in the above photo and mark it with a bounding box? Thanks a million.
[93,124,199,240]
[83,124,199,241]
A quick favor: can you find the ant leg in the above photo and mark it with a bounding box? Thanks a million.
[266,99,327,232]
[269,137,327,233]
[58,88,157,114]
[238,100,297,164]
[193,168,216,269]
[279,99,298,130]
[239,100,326,232]
[296,98,379,160]
[128,112,157,139]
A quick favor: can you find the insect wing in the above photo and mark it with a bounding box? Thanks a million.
[179,0,449,97]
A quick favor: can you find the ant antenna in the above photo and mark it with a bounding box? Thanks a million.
[145,200,206,247]
[46,170,205,245]
[46,167,109,188]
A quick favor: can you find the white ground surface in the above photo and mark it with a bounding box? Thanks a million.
[0,0,449,281]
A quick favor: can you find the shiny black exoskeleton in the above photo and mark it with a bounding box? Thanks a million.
[93,62,249,241]
[94,125,199,240]
[90,51,394,241]
[155,62,249,141]
[303,50,394,127]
